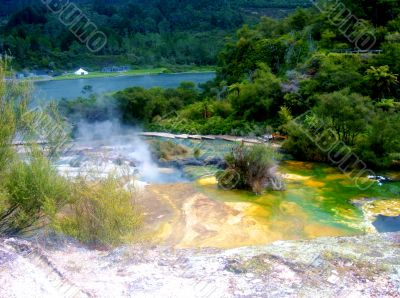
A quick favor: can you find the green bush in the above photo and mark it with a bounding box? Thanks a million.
[217,143,284,194]
[56,176,141,246]
[0,151,69,235]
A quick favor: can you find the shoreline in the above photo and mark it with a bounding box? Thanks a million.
[19,68,216,83]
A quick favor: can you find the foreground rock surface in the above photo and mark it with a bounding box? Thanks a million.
[1,232,400,297]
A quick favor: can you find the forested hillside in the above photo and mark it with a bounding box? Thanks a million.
[0,0,309,69]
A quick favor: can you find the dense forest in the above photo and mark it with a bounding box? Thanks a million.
[0,0,308,69]
[61,0,400,170]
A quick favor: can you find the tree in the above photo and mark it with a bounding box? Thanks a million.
[315,89,374,145]
[300,54,364,97]
[229,65,283,122]
[365,65,398,99]
[357,109,400,168]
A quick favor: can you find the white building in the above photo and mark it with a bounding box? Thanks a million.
[74,68,89,75]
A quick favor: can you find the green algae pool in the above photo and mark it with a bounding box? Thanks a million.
[195,160,400,241]
[146,137,400,241]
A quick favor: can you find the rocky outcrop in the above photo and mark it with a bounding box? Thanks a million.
[1,232,400,297]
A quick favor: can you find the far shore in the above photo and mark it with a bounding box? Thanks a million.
[17,67,216,82]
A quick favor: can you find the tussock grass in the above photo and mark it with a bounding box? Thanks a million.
[151,140,188,160]
[217,143,284,194]
[56,175,141,246]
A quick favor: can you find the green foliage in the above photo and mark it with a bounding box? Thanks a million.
[356,110,400,168]
[375,98,400,110]
[282,117,330,162]
[228,65,283,121]
[217,143,282,194]
[0,151,69,235]
[151,115,265,136]
[0,57,70,235]
[283,89,400,169]
[56,176,141,246]
[277,106,293,134]
[365,65,398,99]
[340,0,400,26]
[299,54,365,96]
[0,0,309,69]
[315,89,374,145]
[379,43,400,75]
[115,82,198,124]
[179,100,233,120]
[59,95,117,124]
[0,65,142,242]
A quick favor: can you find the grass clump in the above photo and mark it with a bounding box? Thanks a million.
[56,175,141,246]
[151,140,188,160]
[217,143,284,194]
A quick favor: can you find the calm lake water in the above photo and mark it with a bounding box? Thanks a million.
[33,72,215,101]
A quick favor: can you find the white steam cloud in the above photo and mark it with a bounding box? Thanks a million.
[63,120,163,182]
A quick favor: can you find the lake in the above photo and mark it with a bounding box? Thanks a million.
[33,72,215,101]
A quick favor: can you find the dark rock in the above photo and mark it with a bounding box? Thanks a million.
[160,158,204,168]
[224,259,247,274]
[203,157,226,168]
[158,156,226,169]
[178,158,204,167]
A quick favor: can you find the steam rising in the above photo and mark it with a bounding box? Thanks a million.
[57,120,165,183]
[76,120,161,181]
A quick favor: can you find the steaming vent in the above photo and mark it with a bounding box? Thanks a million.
[55,121,187,185]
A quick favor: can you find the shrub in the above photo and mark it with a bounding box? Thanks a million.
[217,143,284,194]
[0,57,70,236]
[0,151,70,235]
[56,176,141,246]
[282,119,329,162]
